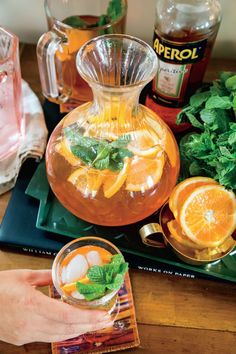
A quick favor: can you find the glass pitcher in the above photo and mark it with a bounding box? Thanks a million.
[37,0,127,111]
[46,34,180,226]
[0,27,24,160]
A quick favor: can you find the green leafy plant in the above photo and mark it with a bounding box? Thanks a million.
[76,254,128,301]
[177,72,236,191]
[64,128,133,172]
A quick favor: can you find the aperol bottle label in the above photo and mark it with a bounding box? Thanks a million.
[152,30,207,103]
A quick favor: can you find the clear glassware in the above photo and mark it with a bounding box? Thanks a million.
[37,0,127,111]
[52,236,122,312]
[0,27,24,160]
[46,34,180,226]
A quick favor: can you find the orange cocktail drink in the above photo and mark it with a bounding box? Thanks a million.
[52,237,128,312]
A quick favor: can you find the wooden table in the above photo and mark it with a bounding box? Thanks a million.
[0,44,236,354]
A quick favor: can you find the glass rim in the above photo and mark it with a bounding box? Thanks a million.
[0,27,18,62]
[44,0,127,31]
[76,34,158,90]
[52,236,122,305]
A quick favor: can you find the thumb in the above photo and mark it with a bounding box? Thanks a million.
[24,269,53,287]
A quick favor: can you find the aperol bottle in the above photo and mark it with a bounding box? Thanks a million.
[46,35,180,226]
[145,0,221,132]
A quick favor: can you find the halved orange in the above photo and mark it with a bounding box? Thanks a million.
[169,177,218,221]
[125,154,165,192]
[167,219,206,250]
[103,157,130,198]
[179,185,236,247]
[127,130,163,158]
[55,139,81,167]
[68,167,105,196]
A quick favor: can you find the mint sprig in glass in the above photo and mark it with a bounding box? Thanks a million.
[52,237,128,312]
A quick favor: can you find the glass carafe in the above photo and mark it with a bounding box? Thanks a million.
[46,34,180,226]
[0,27,24,160]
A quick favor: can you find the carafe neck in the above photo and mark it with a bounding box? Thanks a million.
[91,85,142,129]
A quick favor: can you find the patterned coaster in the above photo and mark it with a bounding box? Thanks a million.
[50,273,140,354]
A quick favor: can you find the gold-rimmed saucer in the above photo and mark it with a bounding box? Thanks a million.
[139,203,236,266]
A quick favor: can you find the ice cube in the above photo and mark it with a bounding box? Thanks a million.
[65,254,88,283]
[61,266,67,284]
[86,250,102,267]
[71,290,85,300]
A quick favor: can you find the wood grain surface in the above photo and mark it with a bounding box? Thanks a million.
[0,44,236,354]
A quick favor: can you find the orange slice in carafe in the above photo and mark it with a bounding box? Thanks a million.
[67,167,105,196]
[103,157,130,198]
[55,139,81,167]
[127,130,163,158]
[145,116,179,168]
[126,154,165,192]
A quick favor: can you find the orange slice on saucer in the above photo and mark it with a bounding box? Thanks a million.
[169,177,218,221]
[179,185,236,247]
[167,219,205,250]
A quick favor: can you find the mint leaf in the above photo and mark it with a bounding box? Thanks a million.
[185,112,204,130]
[109,254,124,273]
[179,72,236,192]
[190,91,211,108]
[76,282,106,294]
[225,75,236,91]
[205,95,232,110]
[63,15,88,28]
[119,262,129,275]
[107,0,123,21]
[228,131,236,145]
[77,253,128,301]
[83,291,106,301]
[76,282,106,301]
[111,254,124,265]
[63,128,133,172]
[106,274,124,291]
[87,266,106,284]
[200,109,216,124]
[104,266,114,284]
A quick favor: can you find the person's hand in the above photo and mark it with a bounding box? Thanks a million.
[0,269,113,345]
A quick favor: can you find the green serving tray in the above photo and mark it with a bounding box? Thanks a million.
[25,161,236,282]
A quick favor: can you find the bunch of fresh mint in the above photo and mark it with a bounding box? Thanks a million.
[177,72,236,191]
[76,254,128,301]
[64,127,133,171]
